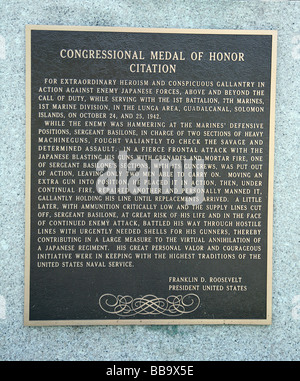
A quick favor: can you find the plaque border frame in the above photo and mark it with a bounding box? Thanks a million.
[24,25,277,326]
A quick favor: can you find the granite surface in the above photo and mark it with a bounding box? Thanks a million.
[0,0,299,361]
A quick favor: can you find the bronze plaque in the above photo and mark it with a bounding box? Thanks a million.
[25,26,277,325]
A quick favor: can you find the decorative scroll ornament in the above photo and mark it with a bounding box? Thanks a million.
[99,293,200,317]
